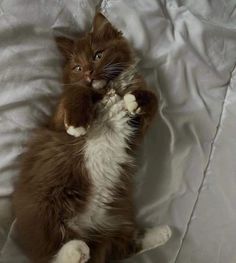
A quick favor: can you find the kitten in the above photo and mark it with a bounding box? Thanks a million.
[13,13,171,263]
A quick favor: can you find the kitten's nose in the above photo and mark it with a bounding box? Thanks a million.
[84,70,93,82]
[84,70,93,76]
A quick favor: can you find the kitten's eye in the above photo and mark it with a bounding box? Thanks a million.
[73,65,82,71]
[94,51,103,61]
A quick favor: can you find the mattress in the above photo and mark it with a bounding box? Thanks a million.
[0,0,236,262]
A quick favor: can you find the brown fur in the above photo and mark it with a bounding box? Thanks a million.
[13,13,158,263]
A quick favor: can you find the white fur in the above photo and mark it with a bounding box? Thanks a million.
[138,225,172,254]
[92,79,107,90]
[52,240,90,263]
[124,94,136,104]
[68,92,134,233]
[124,94,141,114]
[67,126,86,137]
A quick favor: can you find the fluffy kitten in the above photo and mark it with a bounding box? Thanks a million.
[13,13,171,263]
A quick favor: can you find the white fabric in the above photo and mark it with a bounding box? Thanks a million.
[0,0,236,262]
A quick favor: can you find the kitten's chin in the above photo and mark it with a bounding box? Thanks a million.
[92,80,107,91]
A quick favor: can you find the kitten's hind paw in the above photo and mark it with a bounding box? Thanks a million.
[52,240,90,263]
[67,126,86,137]
[138,225,172,254]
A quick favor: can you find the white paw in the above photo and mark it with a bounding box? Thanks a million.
[124,94,141,115]
[53,240,90,263]
[140,225,172,252]
[67,126,86,137]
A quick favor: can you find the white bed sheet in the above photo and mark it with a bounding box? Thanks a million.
[0,0,236,262]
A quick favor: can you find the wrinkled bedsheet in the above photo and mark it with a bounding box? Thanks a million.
[0,0,236,262]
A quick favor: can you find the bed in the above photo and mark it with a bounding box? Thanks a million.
[0,0,236,262]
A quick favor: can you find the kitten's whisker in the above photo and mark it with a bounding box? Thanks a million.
[104,68,123,73]
[105,63,127,67]
[105,64,127,70]
[61,81,82,86]
[104,66,124,71]
[104,72,120,78]
[106,69,122,72]
[104,62,128,70]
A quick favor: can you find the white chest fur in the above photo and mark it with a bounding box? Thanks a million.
[68,92,134,233]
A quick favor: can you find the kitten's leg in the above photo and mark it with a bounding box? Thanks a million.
[110,225,171,260]
[64,88,95,137]
[51,88,94,136]
[52,240,90,263]
[53,86,102,137]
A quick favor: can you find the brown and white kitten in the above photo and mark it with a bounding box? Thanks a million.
[13,13,171,263]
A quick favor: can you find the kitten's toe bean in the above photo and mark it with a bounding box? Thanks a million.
[124,94,139,114]
[53,240,90,263]
[67,126,86,137]
[141,225,172,251]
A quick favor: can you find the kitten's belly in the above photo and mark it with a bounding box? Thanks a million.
[68,94,134,233]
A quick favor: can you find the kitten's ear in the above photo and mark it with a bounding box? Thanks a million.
[55,37,74,60]
[92,13,122,40]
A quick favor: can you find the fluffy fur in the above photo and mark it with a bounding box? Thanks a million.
[13,13,170,263]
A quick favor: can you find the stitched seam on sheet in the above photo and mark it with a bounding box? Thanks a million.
[173,63,236,263]
[0,219,16,255]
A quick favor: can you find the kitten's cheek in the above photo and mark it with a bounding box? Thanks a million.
[92,80,107,90]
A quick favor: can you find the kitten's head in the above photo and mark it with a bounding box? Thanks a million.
[56,13,134,92]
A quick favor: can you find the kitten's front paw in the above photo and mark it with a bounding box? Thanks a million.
[67,126,86,137]
[124,94,141,115]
